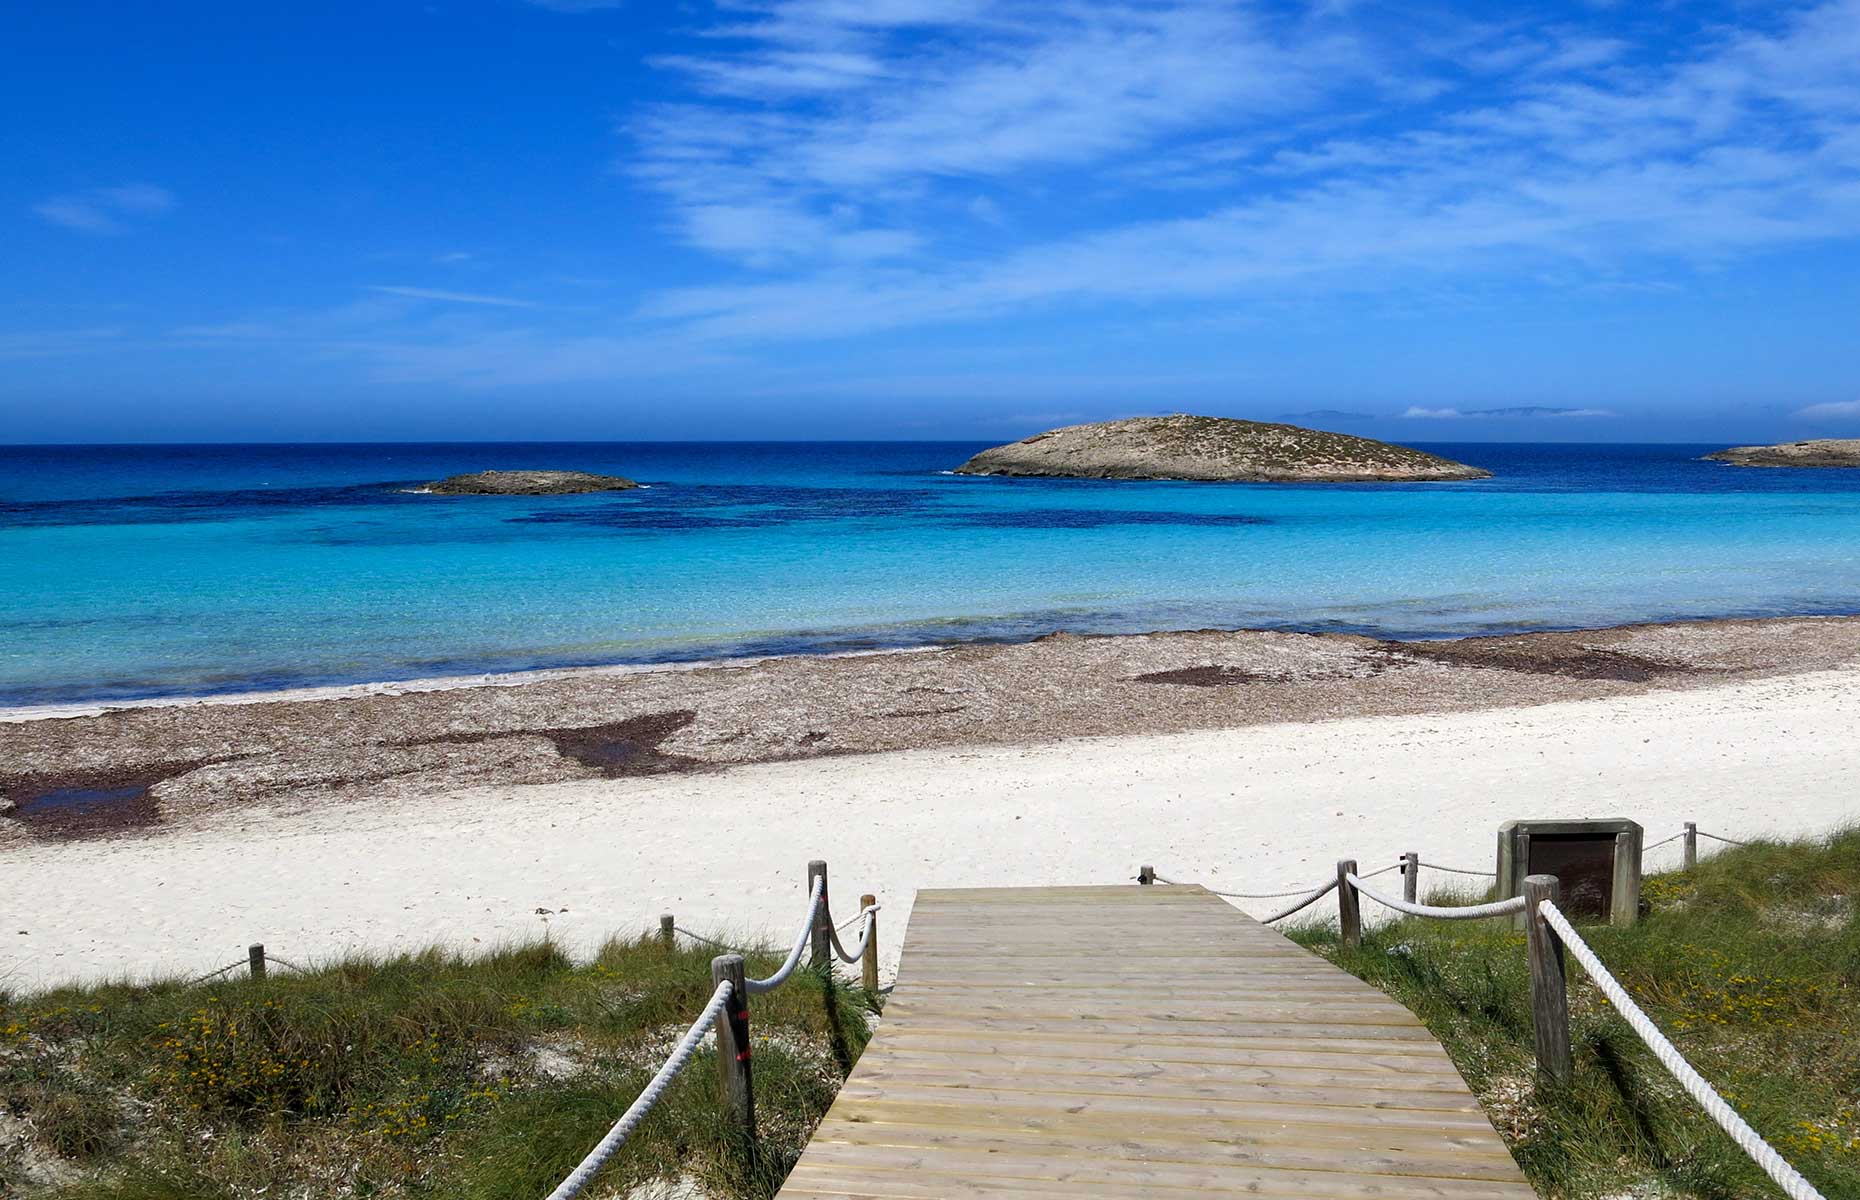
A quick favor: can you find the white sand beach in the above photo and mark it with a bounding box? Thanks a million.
[5,663,1856,994]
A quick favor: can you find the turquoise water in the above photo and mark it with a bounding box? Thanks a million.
[4,441,1860,706]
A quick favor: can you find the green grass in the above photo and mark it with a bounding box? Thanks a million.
[1,934,876,1199]
[1284,827,1860,1199]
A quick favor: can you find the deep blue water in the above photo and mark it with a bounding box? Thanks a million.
[4,441,1860,707]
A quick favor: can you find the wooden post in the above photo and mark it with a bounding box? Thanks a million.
[659,913,675,952]
[859,893,879,993]
[1336,860,1361,948]
[1401,852,1420,904]
[1683,822,1697,871]
[247,943,267,980]
[1523,874,1571,1086]
[1138,865,1155,885]
[807,860,831,969]
[711,954,757,1157]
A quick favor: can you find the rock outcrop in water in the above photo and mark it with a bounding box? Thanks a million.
[424,469,639,495]
[1705,439,1860,468]
[953,415,1491,482]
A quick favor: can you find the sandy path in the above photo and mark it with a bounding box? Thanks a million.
[5,666,1857,993]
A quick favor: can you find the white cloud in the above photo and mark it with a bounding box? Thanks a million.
[631,2,1368,267]
[31,184,174,234]
[1796,399,1860,419]
[367,286,538,308]
[612,0,1860,345]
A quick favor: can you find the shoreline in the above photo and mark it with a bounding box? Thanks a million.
[7,608,1860,725]
[0,644,946,725]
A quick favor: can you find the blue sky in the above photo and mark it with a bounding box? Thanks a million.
[4,0,1859,443]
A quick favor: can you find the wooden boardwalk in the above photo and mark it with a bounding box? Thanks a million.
[780,884,1535,1198]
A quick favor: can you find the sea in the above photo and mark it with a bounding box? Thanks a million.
[4,441,1860,708]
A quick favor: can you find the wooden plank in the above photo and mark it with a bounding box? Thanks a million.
[808,1121,1527,1180]
[776,884,1531,1199]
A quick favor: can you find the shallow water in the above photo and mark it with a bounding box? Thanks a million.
[4,440,1860,705]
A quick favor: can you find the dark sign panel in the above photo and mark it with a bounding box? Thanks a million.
[1526,833,1617,920]
[1497,819,1643,927]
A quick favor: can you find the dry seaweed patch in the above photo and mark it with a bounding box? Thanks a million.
[0,937,875,1199]
[1288,827,1860,1199]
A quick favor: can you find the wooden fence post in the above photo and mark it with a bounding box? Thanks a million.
[859,893,879,993]
[659,913,676,952]
[1523,874,1571,1086]
[1336,860,1361,948]
[247,943,267,980]
[808,860,831,969]
[711,954,757,1159]
[1683,822,1697,871]
[1138,865,1155,885]
[1402,852,1420,904]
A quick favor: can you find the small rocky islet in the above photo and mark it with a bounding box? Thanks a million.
[1704,439,1860,468]
[954,415,1491,482]
[422,469,639,495]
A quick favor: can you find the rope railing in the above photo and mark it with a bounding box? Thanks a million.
[746,876,825,995]
[1537,898,1826,1200]
[1418,860,1496,876]
[1347,872,1526,920]
[1141,823,1761,922]
[830,905,880,965]
[1147,861,1398,900]
[1261,878,1339,923]
[545,980,734,1200]
[547,858,879,1200]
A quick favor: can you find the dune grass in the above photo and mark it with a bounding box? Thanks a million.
[1,933,876,1199]
[1285,827,1860,1200]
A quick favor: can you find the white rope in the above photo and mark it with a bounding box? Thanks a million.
[1539,902,1826,1200]
[1418,861,1497,877]
[1261,878,1338,923]
[545,979,733,1200]
[1699,831,1750,846]
[186,960,247,985]
[831,905,880,964]
[672,927,743,953]
[1645,832,1685,850]
[1348,873,1526,920]
[745,876,825,995]
[1156,862,1400,899]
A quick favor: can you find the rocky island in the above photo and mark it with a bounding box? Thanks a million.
[953,415,1491,482]
[1704,439,1860,468]
[423,469,639,495]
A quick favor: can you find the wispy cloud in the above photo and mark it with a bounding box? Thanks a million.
[31,185,174,235]
[631,2,1366,268]
[1795,399,1860,420]
[366,286,538,308]
[1403,406,1616,420]
[612,0,1860,346]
